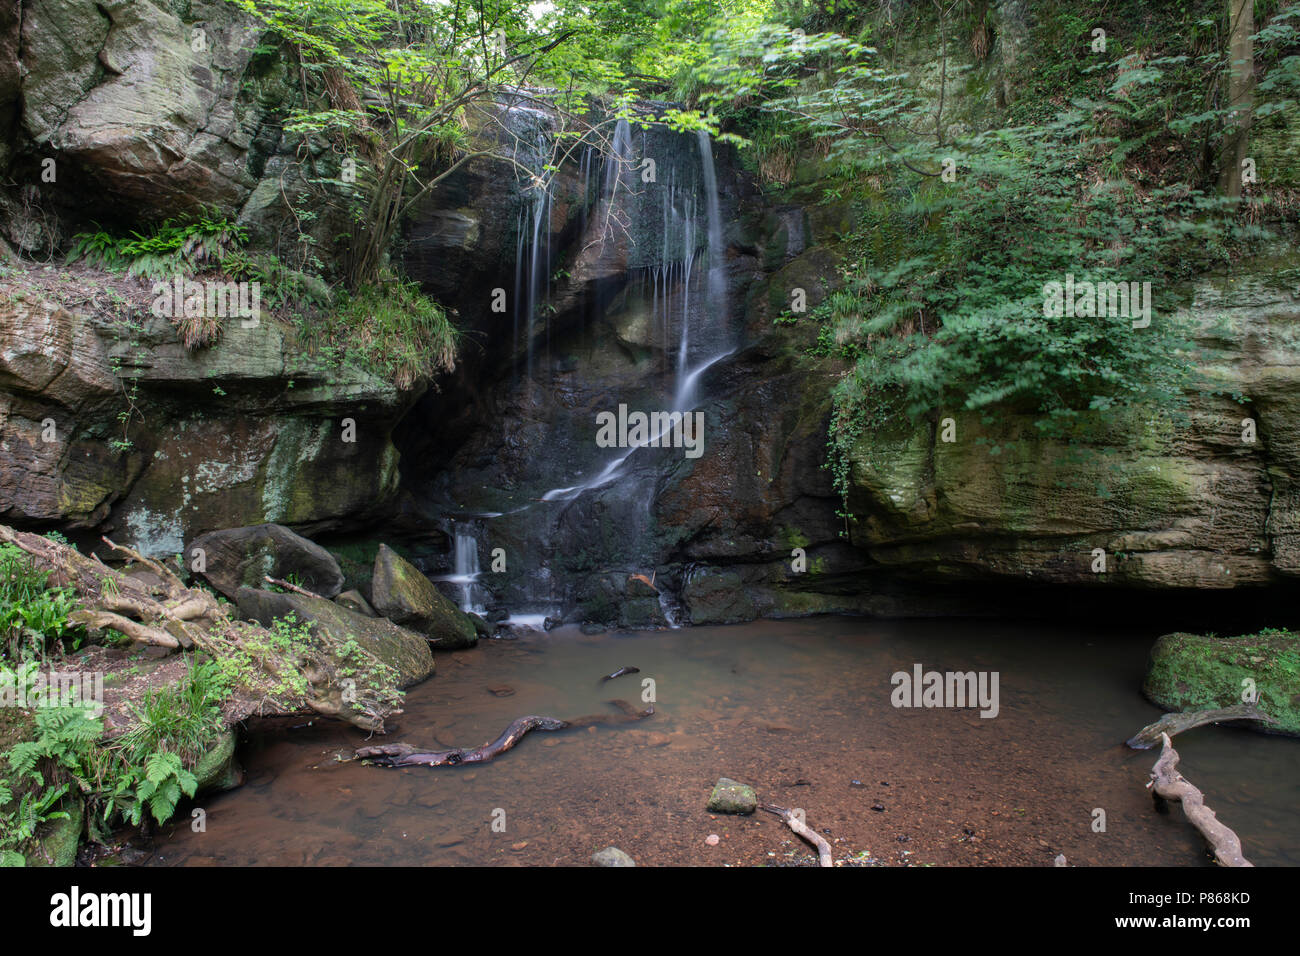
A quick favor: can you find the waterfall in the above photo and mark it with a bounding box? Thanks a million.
[453,528,486,615]
[538,126,732,503]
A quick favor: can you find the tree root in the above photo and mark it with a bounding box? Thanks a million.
[354,699,655,767]
[1126,703,1275,749]
[0,522,402,732]
[1148,732,1252,867]
[760,803,833,867]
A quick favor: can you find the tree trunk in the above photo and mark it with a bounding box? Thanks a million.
[1218,0,1255,200]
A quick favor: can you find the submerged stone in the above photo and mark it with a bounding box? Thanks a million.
[591,846,636,867]
[707,777,757,815]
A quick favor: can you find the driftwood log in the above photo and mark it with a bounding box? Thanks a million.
[1126,703,1275,749]
[1148,732,1252,867]
[354,699,655,767]
[760,802,833,867]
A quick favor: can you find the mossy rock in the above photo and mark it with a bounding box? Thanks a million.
[706,777,756,815]
[236,587,435,689]
[193,728,242,794]
[371,544,477,650]
[1143,630,1300,736]
[684,571,756,625]
[26,797,83,868]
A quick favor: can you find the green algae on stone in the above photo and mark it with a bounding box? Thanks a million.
[1143,629,1300,736]
[26,797,83,868]
[371,544,478,649]
[707,777,757,815]
[193,728,242,795]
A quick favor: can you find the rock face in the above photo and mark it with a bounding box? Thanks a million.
[706,777,757,815]
[235,587,435,688]
[846,274,1300,589]
[20,0,263,220]
[0,290,418,553]
[192,524,345,600]
[1143,630,1300,736]
[370,544,478,649]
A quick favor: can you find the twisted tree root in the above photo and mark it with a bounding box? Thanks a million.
[1148,732,1252,867]
[354,700,655,767]
[1126,702,1275,749]
[760,802,833,867]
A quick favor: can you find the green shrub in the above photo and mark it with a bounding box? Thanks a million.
[67,214,248,280]
[296,276,459,387]
[0,542,80,664]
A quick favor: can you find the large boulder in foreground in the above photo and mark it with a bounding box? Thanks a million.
[236,588,434,689]
[1143,630,1300,736]
[371,544,477,649]
[193,524,345,601]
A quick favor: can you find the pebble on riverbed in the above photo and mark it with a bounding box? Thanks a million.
[591,846,636,867]
[707,777,757,814]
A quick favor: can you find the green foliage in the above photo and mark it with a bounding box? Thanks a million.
[692,3,1298,508]
[221,249,333,311]
[229,0,727,290]
[0,658,231,854]
[68,214,249,280]
[0,701,98,855]
[296,276,459,387]
[0,542,80,664]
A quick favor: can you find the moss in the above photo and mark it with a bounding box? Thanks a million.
[192,728,239,794]
[26,798,83,868]
[1143,629,1300,736]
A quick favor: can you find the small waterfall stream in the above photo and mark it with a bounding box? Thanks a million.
[540,124,733,503]
[425,111,742,625]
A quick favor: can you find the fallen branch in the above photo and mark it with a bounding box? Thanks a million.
[760,802,833,867]
[1126,703,1275,749]
[264,575,326,600]
[354,699,655,767]
[1148,732,1252,867]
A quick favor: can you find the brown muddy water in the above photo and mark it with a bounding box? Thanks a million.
[146,617,1299,867]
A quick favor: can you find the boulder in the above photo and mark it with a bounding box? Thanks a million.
[590,846,636,867]
[335,589,377,617]
[707,777,757,815]
[371,544,477,649]
[235,588,434,689]
[1143,630,1300,736]
[192,524,345,601]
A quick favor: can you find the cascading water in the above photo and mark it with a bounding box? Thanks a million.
[423,111,741,625]
[433,525,487,615]
[539,125,732,503]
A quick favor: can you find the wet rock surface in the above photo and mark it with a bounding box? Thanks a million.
[193,524,345,600]
[371,544,478,649]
